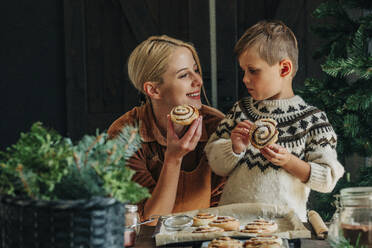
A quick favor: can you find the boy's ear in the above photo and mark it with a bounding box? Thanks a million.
[279,59,292,77]
[143,81,161,99]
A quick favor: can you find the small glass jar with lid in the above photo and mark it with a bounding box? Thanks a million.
[124,204,140,247]
[339,187,372,247]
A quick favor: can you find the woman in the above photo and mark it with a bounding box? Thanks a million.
[108,35,225,222]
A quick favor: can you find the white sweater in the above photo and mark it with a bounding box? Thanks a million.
[205,96,344,221]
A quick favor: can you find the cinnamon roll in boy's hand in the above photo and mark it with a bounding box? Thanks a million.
[170,104,199,125]
[249,118,279,149]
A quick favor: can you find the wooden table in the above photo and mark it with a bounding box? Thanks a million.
[134,224,332,248]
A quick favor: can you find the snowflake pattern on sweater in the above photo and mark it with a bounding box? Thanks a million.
[205,96,344,221]
[215,96,337,172]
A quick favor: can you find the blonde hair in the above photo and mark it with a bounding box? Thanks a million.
[128,35,203,93]
[234,20,299,77]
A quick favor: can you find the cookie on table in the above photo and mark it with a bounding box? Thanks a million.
[243,234,282,248]
[208,236,242,248]
[193,213,217,227]
[192,226,224,233]
[241,219,278,234]
[209,216,240,231]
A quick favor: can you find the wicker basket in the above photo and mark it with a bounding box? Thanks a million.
[0,195,125,248]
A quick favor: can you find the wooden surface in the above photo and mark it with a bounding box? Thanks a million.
[134,224,332,248]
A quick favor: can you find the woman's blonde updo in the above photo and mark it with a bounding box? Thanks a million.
[127,35,203,94]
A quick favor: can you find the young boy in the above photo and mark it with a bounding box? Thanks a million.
[205,20,344,221]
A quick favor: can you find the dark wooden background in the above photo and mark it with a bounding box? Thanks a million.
[1,0,325,149]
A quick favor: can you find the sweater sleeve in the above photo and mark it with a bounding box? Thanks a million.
[304,115,344,193]
[205,103,245,176]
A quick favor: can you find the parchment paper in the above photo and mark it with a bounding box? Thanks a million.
[155,203,311,246]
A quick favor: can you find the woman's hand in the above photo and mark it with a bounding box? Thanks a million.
[165,114,202,162]
[231,120,253,154]
[260,144,291,167]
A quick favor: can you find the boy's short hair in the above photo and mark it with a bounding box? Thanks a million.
[234,20,299,77]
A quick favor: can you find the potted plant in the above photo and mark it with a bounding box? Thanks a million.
[0,122,150,248]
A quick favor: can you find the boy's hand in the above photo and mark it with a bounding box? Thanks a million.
[231,120,254,154]
[260,144,291,167]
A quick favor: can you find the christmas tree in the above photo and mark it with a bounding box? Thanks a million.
[296,0,372,220]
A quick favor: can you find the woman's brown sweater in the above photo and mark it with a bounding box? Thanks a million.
[108,103,225,220]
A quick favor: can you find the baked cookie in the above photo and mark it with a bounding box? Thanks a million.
[241,219,278,234]
[243,235,282,248]
[208,236,242,248]
[249,118,279,149]
[170,104,199,125]
[209,216,240,231]
[192,213,217,227]
[192,226,224,233]
[243,240,281,248]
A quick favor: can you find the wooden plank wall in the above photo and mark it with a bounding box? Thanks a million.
[64,0,326,140]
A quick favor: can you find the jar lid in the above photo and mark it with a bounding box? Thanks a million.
[125,204,138,212]
[340,187,372,207]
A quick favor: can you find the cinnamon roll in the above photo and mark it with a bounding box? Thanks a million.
[243,235,282,248]
[192,226,224,233]
[241,219,278,234]
[249,118,279,149]
[209,216,240,231]
[208,236,243,248]
[170,104,199,125]
[192,212,217,227]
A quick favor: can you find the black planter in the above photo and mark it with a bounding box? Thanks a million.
[0,195,125,248]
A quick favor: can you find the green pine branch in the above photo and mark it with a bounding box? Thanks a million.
[0,123,150,204]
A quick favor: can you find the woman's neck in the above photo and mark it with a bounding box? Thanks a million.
[150,101,185,137]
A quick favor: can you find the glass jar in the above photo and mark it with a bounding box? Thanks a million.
[124,204,140,247]
[328,194,341,242]
[339,187,372,247]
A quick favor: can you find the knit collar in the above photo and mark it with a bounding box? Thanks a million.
[240,95,308,118]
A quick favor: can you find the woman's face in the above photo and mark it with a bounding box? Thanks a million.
[157,47,203,109]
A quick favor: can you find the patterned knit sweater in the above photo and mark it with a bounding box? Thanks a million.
[205,96,344,221]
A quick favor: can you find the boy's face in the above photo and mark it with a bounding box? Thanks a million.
[238,46,293,100]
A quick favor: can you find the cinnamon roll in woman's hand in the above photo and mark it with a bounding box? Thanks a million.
[249,118,279,149]
[170,104,199,125]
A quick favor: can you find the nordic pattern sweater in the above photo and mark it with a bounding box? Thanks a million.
[205,96,344,221]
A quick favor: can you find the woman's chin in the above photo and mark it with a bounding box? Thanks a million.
[183,100,202,109]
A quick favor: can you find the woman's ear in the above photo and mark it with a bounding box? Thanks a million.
[143,82,161,99]
[279,59,292,78]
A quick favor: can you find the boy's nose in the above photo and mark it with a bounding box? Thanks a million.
[243,74,250,85]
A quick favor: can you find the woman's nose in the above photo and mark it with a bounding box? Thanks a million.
[192,73,203,87]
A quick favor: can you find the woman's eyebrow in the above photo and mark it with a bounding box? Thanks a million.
[176,68,188,74]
